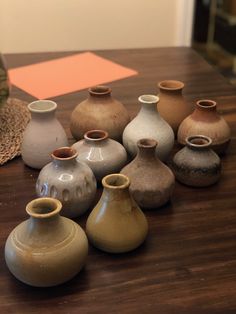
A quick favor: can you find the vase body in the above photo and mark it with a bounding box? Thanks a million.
[72,130,127,181]
[86,174,148,253]
[36,147,97,218]
[158,80,193,134]
[70,86,130,141]
[121,139,175,208]
[177,100,231,154]
[122,95,174,161]
[5,198,88,287]
[172,135,221,187]
[0,53,10,109]
[21,100,68,169]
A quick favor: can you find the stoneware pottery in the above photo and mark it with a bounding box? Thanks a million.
[21,100,68,169]
[70,85,130,141]
[122,95,174,161]
[157,80,193,134]
[36,147,97,218]
[121,138,175,209]
[0,53,10,109]
[72,130,128,181]
[177,99,231,154]
[86,173,148,253]
[5,197,88,287]
[172,135,221,187]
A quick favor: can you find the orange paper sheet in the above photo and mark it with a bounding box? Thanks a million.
[9,52,138,99]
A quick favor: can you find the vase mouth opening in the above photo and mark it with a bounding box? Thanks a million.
[138,95,159,104]
[89,85,111,96]
[158,80,184,91]
[186,135,212,148]
[28,100,57,113]
[102,173,130,190]
[26,198,62,218]
[196,99,216,109]
[52,147,78,160]
[84,130,109,141]
[138,138,157,149]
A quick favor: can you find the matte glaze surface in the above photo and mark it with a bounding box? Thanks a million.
[0,54,10,108]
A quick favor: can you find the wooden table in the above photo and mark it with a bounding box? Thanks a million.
[1,48,236,314]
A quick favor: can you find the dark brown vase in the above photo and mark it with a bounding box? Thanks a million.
[177,99,231,154]
[121,138,175,209]
[70,86,130,141]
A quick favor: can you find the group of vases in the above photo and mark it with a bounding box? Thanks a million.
[5,81,231,287]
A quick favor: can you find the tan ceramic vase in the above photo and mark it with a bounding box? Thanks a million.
[70,86,130,141]
[121,139,175,209]
[158,80,193,134]
[86,174,148,253]
[5,198,88,287]
[177,99,231,154]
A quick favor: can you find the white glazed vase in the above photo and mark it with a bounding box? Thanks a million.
[122,95,174,161]
[21,100,68,169]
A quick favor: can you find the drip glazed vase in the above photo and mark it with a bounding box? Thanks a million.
[122,95,174,161]
[157,80,193,134]
[5,198,88,287]
[0,53,10,109]
[121,139,175,209]
[72,130,127,181]
[21,100,68,169]
[86,174,148,253]
[177,99,231,154]
[172,135,221,187]
[36,147,97,218]
[70,86,130,141]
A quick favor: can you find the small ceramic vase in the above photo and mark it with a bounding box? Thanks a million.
[121,138,175,208]
[157,80,193,134]
[172,135,221,187]
[5,198,88,287]
[0,53,10,109]
[36,147,97,218]
[177,99,231,154]
[70,85,130,141]
[21,100,68,169]
[72,130,128,181]
[122,95,174,161]
[86,174,148,253]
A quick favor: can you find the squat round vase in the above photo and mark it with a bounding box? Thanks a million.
[0,53,10,109]
[121,139,175,209]
[122,95,174,161]
[21,100,68,169]
[86,174,148,253]
[72,130,128,181]
[172,135,221,187]
[5,198,88,287]
[36,147,97,218]
[157,80,193,134]
[177,99,231,154]
[70,86,130,141]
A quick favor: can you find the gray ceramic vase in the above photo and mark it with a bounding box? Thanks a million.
[36,147,97,218]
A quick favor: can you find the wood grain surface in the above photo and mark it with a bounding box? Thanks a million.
[1,47,236,314]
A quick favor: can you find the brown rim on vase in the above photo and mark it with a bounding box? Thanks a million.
[137,138,158,149]
[28,100,57,113]
[186,135,212,149]
[102,173,130,190]
[196,100,217,111]
[89,86,112,96]
[158,80,184,91]
[52,147,78,160]
[84,130,109,142]
[26,197,62,219]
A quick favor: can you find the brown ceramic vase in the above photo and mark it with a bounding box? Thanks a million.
[121,139,175,209]
[172,135,221,187]
[70,86,130,141]
[158,80,193,134]
[177,99,231,154]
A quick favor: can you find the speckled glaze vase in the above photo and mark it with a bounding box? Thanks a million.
[5,198,88,287]
[177,100,231,154]
[121,139,175,208]
[72,130,127,181]
[86,174,148,253]
[70,86,130,141]
[36,147,97,218]
[0,53,10,109]
[172,135,221,187]
[158,80,193,134]
[21,100,68,169]
[122,95,174,161]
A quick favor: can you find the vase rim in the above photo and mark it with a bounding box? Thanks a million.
[26,197,62,218]
[102,173,130,190]
[52,147,78,160]
[158,80,184,91]
[138,95,159,105]
[196,99,216,109]
[84,129,109,141]
[89,85,111,96]
[186,135,212,148]
[137,138,157,149]
[28,100,57,113]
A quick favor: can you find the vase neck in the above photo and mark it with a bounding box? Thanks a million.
[28,100,57,121]
[158,80,184,95]
[186,135,212,152]
[84,130,109,146]
[52,147,78,168]
[138,95,159,116]
[88,86,112,102]
[31,110,56,121]
[136,139,157,161]
[193,100,218,120]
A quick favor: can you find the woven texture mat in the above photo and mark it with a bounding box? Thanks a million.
[0,98,30,165]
